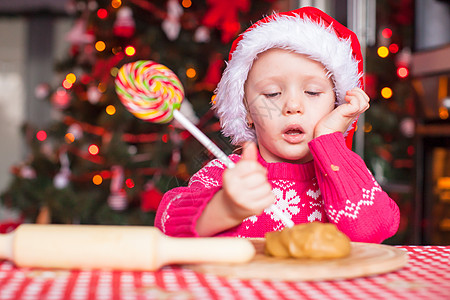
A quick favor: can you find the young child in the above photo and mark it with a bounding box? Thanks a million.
[155,7,400,243]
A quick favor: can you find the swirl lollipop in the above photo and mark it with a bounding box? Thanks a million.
[115,60,183,123]
[115,60,294,228]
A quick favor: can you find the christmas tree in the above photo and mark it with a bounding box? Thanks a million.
[1,1,416,245]
[0,0,273,226]
[363,0,415,244]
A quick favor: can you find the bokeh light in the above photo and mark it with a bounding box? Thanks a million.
[186,67,197,78]
[439,107,449,119]
[65,73,76,84]
[65,133,75,143]
[110,67,119,77]
[88,144,100,155]
[36,130,47,141]
[97,8,108,19]
[106,105,116,115]
[381,87,393,99]
[389,43,399,54]
[93,175,103,185]
[95,41,106,52]
[182,0,192,8]
[125,178,135,188]
[111,0,122,9]
[397,67,409,78]
[377,46,389,58]
[382,28,392,39]
[125,46,136,56]
[62,79,73,89]
[97,83,107,93]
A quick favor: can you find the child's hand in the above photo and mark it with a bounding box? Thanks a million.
[222,142,275,221]
[314,87,370,138]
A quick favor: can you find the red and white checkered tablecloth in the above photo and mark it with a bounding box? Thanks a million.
[0,246,448,300]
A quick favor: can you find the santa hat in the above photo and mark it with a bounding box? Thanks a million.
[213,6,364,149]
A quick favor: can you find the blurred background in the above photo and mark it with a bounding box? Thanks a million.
[0,0,448,245]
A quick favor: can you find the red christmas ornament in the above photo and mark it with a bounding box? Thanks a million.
[202,0,250,43]
[51,88,71,109]
[140,185,163,212]
[113,6,136,38]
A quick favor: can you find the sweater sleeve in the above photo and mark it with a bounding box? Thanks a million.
[308,132,400,243]
[155,156,238,237]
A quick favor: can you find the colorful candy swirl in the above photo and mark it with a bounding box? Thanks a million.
[115,60,184,123]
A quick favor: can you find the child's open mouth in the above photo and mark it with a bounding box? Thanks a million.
[285,129,303,135]
[282,125,305,143]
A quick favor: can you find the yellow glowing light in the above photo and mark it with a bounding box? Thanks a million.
[211,94,216,104]
[186,67,197,79]
[381,87,393,99]
[437,177,450,190]
[377,46,389,58]
[62,79,73,89]
[106,105,116,115]
[364,123,373,133]
[93,175,103,185]
[182,0,192,8]
[95,41,106,52]
[125,46,136,56]
[65,73,76,84]
[111,0,122,9]
[439,107,449,119]
[65,133,75,143]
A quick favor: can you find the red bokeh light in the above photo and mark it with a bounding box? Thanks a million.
[397,67,409,78]
[382,28,392,39]
[88,144,99,155]
[125,178,135,188]
[97,8,108,19]
[389,43,399,54]
[36,130,47,141]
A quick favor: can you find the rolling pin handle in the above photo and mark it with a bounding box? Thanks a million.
[0,232,14,261]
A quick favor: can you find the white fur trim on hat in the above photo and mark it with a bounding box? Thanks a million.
[213,12,362,145]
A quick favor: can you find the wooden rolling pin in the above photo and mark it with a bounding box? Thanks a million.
[0,224,255,271]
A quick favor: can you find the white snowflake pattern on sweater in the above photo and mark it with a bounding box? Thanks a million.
[270,180,301,220]
[326,170,380,222]
[155,133,400,242]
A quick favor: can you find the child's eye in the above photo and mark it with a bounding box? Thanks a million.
[305,91,321,96]
[264,92,281,98]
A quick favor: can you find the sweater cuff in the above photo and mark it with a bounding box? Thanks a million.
[156,186,222,237]
[308,132,375,199]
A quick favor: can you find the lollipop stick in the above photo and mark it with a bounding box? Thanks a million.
[172,109,294,228]
[173,110,235,168]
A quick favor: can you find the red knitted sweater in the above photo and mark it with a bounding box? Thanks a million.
[155,132,400,243]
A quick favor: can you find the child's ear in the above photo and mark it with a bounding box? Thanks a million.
[246,114,254,128]
[243,97,254,125]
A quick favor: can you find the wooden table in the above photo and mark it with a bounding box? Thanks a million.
[0,245,448,300]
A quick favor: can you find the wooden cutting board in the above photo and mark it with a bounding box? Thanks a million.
[185,239,408,281]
